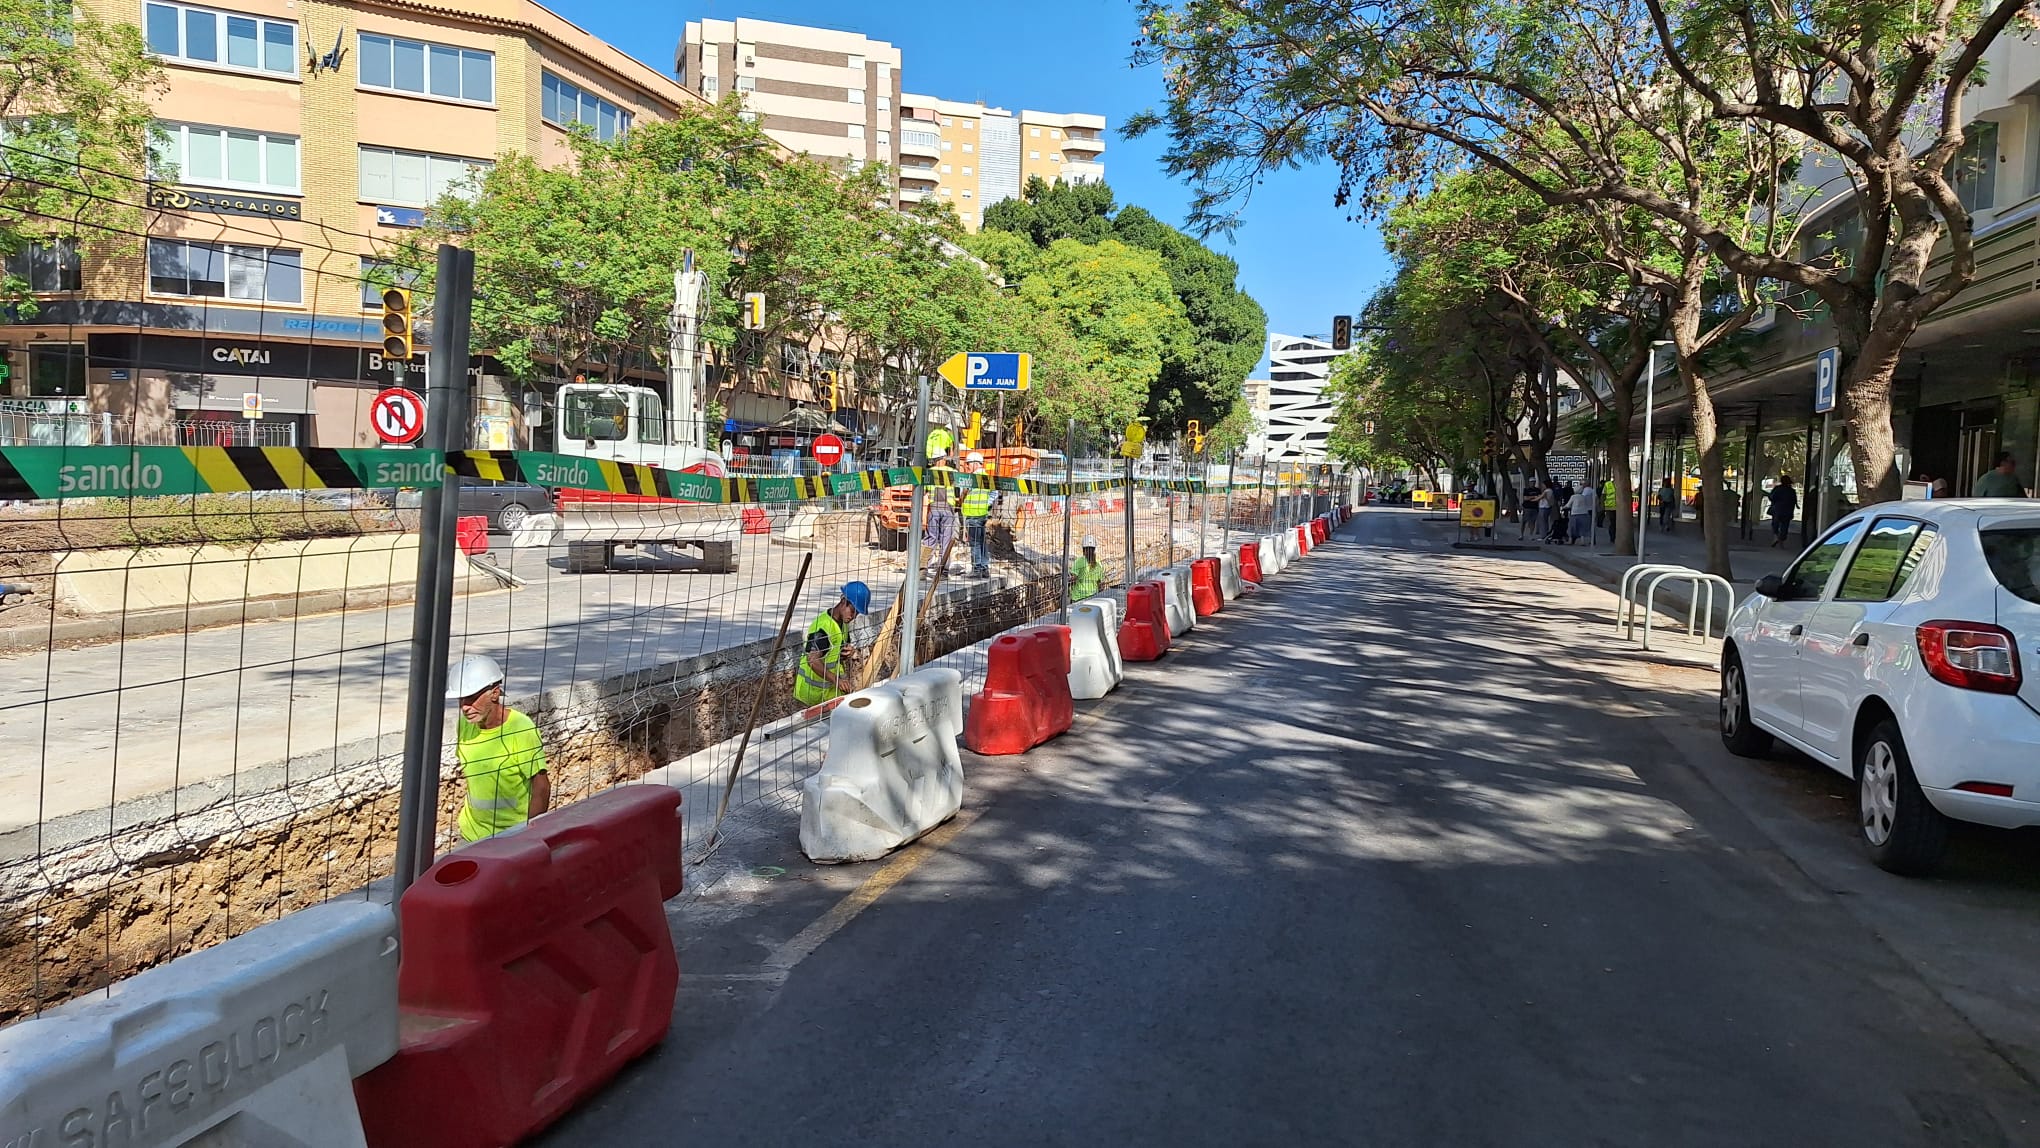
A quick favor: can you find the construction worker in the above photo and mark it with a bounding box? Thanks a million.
[923,485,959,576]
[926,425,955,466]
[960,451,997,578]
[445,654,550,844]
[795,581,870,706]
[1069,534,1105,601]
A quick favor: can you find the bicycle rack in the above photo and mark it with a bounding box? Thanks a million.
[1618,563,1698,639]
[1640,570,1736,651]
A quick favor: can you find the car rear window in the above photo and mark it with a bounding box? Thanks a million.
[1836,518,1935,601]
[1982,529,2040,605]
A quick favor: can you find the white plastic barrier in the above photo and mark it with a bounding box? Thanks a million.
[1067,596,1124,699]
[1218,552,1242,600]
[1258,536,1281,576]
[509,512,561,549]
[801,666,965,863]
[1147,565,1196,636]
[1277,530,1301,568]
[0,900,399,1148]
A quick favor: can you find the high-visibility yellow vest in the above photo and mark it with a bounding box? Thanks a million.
[961,485,994,519]
[926,428,954,459]
[795,611,846,705]
[1069,555,1104,600]
[1600,481,1616,509]
[456,710,546,843]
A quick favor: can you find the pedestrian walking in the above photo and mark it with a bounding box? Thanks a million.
[794,582,870,707]
[1973,451,2026,497]
[445,654,550,845]
[1534,483,1554,540]
[1599,477,1616,543]
[1766,475,1798,548]
[1656,477,1678,531]
[1567,483,1595,545]
[1518,484,1538,539]
[1069,535,1105,601]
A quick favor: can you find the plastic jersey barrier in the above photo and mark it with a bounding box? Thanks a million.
[963,625,1075,755]
[1189,558,1224,617]
[1237,542,1263,585]
[353,787,683,1148]
[1297,524,1313,555]
[1118,580,1172,662]
[1068,597,1124,699]
[1218,551,1243,599]
[0,900,399,1148]
[801,667,966,863]
[1144,565,1195,636]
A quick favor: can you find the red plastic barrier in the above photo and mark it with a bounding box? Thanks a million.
[455,515,489,556]
[355,787,684,1148]
[963,624,1074,755]
[740,506,772,534]
[1312,518,1328,544]
[1118,580,1172,662]
[1296,524,1312,555]
[1189,557,1223,616]
[1238,542,1263,584]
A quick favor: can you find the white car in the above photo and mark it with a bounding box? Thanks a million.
[1720,499,2040,874]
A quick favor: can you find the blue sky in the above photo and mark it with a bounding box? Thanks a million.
[552,0,1391,367]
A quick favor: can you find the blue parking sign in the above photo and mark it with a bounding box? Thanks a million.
[1813,347,1839,414]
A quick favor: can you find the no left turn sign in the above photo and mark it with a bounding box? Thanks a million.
[371,388,426,444]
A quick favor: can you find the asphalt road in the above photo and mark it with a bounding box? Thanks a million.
[544,508,2040,1146]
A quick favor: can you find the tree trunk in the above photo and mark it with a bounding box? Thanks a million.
[1606,368,1638,555]
[1669,268,1733,580]
[1841,322,1908,508]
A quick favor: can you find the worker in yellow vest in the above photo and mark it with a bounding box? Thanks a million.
[960,451,997,578]
[446,654,550,844]
[1069,535,1105,601]
[795,581,870,706]
[926,426,955,466]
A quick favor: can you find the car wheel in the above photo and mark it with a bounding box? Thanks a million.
[496,502,530,534]
[1859,719,1950,876]
[1718,652,1772,757]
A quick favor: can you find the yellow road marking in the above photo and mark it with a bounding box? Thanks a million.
[762,807,982,976]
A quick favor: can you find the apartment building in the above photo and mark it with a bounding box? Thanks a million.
[1264,335,1349,461]
[4,0,702,449]
[897,94,1106,230]
[677,18,900,188]
[1573,32,2040,539]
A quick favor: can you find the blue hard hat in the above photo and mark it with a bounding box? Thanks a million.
[841,581,871,615]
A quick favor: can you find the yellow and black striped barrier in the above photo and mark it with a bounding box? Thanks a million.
[0,445,1225,503]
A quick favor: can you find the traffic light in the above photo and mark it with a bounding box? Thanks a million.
[741,292,766,331]
[822,370,838,411]
[1331,315,1352,351]
[1481,430,1496,459]
[379,287,413,360]
[1186,419,1202,453]
[1363,419,1376,435]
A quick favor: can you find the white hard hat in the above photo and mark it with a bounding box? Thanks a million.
[967,451,985,463]
[1082,535,1098,548]
[446,653,505,700]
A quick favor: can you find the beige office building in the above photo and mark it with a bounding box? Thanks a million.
[678,17,900,187]
[897,95,1105,230]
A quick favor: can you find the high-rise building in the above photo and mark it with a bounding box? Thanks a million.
[1264,334,1351,459]
[678,18,901,189]
[897,95,1106,230]
[1241,378,1272,457]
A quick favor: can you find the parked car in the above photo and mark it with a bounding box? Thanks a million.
[1720,499,2040,874]
[455,478,553,533]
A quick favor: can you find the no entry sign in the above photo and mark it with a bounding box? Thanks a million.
[371,387,426,444]
[811,433,844,467]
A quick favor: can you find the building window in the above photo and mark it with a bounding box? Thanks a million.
[940,163,951,174]
[29,344,86,398]
[358,33,494,104]
[1051,153,1062,162]
[877,96,890,113]
[847,88,863,104]
[143,2,296,77]
[735,75,755,92]
[359,145,491,207]
[147,239,302,303]
[152,122,299,194]
[1050,129,1061,139]
[964,121,975,130]
[877,131,890,147]
[847,124,864,139]
[359,257,422,310]
[1029,127,1041,137]
[1029,150,1040,160]
[739,110,757,123]
[1957,120,1999,213]
[941,141,952,151]
[963,143,973,153]
[541,72,633,141]
[701,75,717,97]
[7,240,81,292]
[904,128,940,151]
[939,187,950,196]
[961,189,972,199]
[962,166,972,175]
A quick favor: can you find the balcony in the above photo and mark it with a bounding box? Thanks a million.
[899,130,941,160]
[1060,160,1105,184]
[1061,132,1104,156]
[898,163,938,185]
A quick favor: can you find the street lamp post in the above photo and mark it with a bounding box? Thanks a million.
[1636,338,1674,564]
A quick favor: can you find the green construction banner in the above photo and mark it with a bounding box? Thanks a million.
[0,445,442,501]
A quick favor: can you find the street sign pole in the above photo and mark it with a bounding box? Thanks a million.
[1813,347,1840,532]
[900,376,931,676]
[1059,418,1075,623]
[1222,451,1236,555]
[1123,453,1135,589]
[1199,443,1210,559]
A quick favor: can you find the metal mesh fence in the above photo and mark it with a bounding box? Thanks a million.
[0,175,1332,1023]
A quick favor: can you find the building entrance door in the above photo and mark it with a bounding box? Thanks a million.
[1955,412,1999,496]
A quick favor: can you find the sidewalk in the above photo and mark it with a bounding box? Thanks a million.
[1533,515,1793,630]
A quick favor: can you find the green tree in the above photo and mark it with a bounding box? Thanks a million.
[0,0,163,313]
